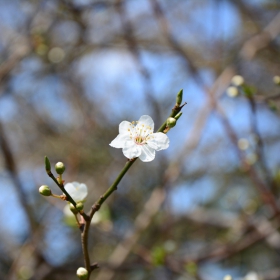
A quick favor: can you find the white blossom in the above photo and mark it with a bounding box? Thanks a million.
[64,182,88,202]
[110,115,169,162]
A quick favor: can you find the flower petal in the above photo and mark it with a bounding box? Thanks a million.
[147,132,169,151]
[139,145,155,162]
[65,182,88,202]
[109,133,131,148]
[136,115,154,132]
[122,140,141,159]
[119,121,134,134]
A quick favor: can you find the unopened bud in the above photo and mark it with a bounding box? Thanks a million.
[45,156,51,173]
[273,76,280,85]
[70,203,79,214]
[55,162,65,175]
[226,86,238,97]
[39,185,52,196]
[176,89,183,106]
[231,75,244,86]
[76,267,88,280]
[166,117,176,128]
[76,202,84,211]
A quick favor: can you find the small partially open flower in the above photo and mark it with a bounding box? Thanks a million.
[64,182,88,202]
[110,115,169,162]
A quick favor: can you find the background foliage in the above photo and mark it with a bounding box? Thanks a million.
[1,0,280,279]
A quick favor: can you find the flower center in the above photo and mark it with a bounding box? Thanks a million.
[134,135,145,145]
[128,122,153,145]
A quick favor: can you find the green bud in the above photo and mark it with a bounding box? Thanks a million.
[76,202,84,211]
[242,85,255,98]
[39,185,52,196]
[55,162,65,175]
[176,89,183,106]
[151,246,166,266]
[174,112,182,120]
[70,203,79,214]
[166,117,176,128]
[45,156,51,173]
[76,267,88,280]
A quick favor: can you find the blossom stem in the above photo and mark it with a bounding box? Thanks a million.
[74,214,81,227]
[82,99,186,279]
[81,158,137,279]
[90,158,137,218]
[50,193,62,199]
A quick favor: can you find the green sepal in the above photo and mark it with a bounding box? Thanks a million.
[45,156,51,173]
[76,202,84,211]
[70,203,79,214]
[174,112,183,120]
[176,89,183,106]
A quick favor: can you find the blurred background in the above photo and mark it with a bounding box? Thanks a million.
[1,0,280,279]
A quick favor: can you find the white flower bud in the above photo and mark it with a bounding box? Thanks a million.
[273,75,280,85]
[227,86,238,97]
[231,75,244,86]
[76,267,88,279]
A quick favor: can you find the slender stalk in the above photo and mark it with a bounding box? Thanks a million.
[90,159,136,218]
[83,159,137,279]
[81,219,91,276]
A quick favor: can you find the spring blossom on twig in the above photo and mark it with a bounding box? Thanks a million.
[110,115,169,162]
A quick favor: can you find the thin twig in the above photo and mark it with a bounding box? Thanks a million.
[81,99,186,279]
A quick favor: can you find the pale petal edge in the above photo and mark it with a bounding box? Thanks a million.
[122,141,141,159]
[137,115,154,131]
[139,145,155,162]
[147,132,169,151]
[109,133,131,148]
